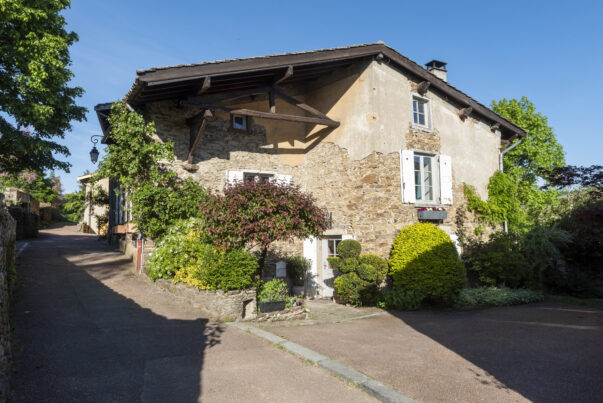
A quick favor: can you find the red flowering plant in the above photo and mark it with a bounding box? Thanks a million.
[199,179,329,274]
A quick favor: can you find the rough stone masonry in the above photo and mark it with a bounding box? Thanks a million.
[0,197,17,401]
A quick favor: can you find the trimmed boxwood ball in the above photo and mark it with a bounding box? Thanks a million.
[389,223,466,301]
[336,239,362,259]
[333,272,365,306]
[358,254,388,283]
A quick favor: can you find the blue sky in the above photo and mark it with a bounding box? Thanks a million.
[59,0,603,193]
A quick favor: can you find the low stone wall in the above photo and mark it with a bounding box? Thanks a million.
[255,306,308,323]
[0,200,16,401]
[152,279,257,321]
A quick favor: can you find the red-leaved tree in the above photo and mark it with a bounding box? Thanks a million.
[199,180,330,274]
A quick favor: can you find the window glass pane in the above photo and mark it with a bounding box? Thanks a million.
[418,113,425,126]
[416,100,424,114]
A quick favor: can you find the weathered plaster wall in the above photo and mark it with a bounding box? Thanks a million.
[0,199,16,400]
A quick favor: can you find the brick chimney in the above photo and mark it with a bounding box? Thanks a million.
[425,60,447,82]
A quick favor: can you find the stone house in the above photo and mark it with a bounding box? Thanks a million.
[95,43,525,297]
[77,174,110,235]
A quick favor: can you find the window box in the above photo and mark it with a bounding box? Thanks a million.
[417,207,447,221]
[258,300,286,313]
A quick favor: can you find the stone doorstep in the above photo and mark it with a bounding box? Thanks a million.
[229,322,416,403]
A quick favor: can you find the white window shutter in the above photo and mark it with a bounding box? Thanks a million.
[274,174,292,186]
[303,237,318,295]
[226,170,244,184]
[439,154,453,205]
[400,150,416,204]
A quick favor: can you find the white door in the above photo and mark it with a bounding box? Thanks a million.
[321,236,342,298]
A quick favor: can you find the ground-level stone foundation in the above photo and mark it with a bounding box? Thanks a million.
[0,199,16,401]
[151,278,257,321]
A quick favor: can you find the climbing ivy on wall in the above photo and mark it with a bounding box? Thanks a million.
[94,102,207,240]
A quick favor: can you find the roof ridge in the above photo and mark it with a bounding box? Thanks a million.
[136,43,384,75]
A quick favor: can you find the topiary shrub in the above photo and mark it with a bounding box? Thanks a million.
[330,242,388,306]
[358,254,388,284]
[333,272,365,306]
[389,223,466,302]
[336,239,362,259]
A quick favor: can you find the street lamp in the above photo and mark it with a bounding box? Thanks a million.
[90,135,103,164]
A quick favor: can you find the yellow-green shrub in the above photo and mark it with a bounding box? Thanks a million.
[389,223,466,301]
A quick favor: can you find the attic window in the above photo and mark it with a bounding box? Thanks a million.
[411,93,432,131]
[233,114,247,130]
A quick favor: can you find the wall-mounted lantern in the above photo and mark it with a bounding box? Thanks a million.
[90,135,104,164]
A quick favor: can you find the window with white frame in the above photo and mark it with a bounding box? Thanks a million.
[232,114,247,130]
[414,154,435,202]
[244,172,273,183]
[411,94,432,130]
[226,170,292,186]
[401,150,453,205]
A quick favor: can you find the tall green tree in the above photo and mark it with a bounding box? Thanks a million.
[0,0,86,175]
[490,97,565,229]
[491,97,565,181]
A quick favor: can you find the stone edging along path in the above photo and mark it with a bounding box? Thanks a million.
[229,322,416,403]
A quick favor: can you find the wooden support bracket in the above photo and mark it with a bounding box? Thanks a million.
[490,122,501,132]
[196,76,211,95]
[417,81,431,95]
[187,109,213,163]
[459,106,473,120]
[274,65,293,85]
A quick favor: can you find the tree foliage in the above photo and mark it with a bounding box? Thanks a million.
[0,170,62,202]
[95,102,207,240]
[464,97,567,232]
[540,165,603,198]
[61,185,85,222]
[199,179,330,270]
[492,97,565,181]
[0,0,86,174]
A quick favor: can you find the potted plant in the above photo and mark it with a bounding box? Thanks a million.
[258,279,288,313]
[285,256,311,296]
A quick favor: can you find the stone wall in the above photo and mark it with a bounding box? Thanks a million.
[152,278,257,321]
[0,198,17,401]
[146,101,470,260]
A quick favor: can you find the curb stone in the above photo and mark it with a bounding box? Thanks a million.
[227,322,416,403]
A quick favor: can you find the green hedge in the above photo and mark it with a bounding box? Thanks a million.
[147,218,258,291]
[454,287,544,307]
[389,223,466,301]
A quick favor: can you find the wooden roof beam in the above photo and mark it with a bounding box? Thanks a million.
[230,108,339,127]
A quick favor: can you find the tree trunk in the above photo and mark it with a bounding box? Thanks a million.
[258,247,268,279]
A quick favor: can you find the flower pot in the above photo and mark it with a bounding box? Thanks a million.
[259,301,286,313]
[417,210,447,220]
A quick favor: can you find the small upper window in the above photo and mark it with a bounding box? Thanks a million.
[412,94,431,130]
[233,114,247,130]
[244,172,273,183]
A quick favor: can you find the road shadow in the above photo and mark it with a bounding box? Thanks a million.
[10,226,222,402]
[385,244,603,402]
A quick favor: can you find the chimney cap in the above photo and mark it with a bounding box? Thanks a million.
[425,60,447,70]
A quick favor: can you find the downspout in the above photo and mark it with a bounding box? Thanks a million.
[499,137,523,233]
